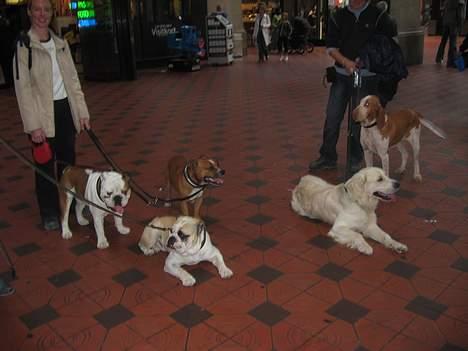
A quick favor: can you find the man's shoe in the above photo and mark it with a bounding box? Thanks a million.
[43,217,60,231]
[309,158,337,171]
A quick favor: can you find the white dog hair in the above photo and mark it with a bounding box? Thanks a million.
[291,167,408,255]
[139,216,233,286]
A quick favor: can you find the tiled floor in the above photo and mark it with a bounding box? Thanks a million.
[0,36,467,351]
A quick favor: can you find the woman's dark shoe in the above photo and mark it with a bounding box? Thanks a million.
[309,158,337,171]
[43,216,60,231]
[0,279,15,297]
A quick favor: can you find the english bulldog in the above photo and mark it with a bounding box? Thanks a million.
[138,216,233,286]
[59,166,132,249]
[165,155,225,218]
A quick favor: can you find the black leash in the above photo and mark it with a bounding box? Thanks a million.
[0,135,170,232]
[86,129,207,205]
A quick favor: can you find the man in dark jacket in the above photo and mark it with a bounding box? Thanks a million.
[309,0,397,172]
[436,0,465,67]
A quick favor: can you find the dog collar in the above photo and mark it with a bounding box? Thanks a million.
[96,176,105,204]
[363,121,377,129]
[184,164,204,188]
[199,227,207,250]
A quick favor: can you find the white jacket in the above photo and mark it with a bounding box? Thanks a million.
[253,14,271,46]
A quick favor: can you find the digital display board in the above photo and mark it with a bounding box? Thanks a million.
[70,0,97,28]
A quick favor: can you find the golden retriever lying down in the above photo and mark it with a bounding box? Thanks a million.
[291,167,407,255]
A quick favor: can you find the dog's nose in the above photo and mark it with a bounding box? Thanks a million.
[219,169,225,176]
[167,236,176,249]
[393,181,400,189]
[113,195,123,206]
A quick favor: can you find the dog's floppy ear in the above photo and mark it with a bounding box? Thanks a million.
[370,96,386,129]
[345,171,367,201]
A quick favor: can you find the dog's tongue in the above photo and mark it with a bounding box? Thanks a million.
[388,193,396,202]
[114,206,125,214]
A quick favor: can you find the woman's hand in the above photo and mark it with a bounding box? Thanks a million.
[80,118,90,131]
[31,128,46,143]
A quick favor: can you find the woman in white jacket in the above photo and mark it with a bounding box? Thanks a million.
[253,2,271,62]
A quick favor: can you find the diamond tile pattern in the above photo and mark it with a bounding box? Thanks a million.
[318,263,352,282]
[20,305,60,329]
[112,268,147,287]
[48,269,82,287]
[171,304,213,328]
[247,236,278,251]
[405,296,448,320]
[326,299,370,324]
[94,304,135,329]
[248,302,290,326]
[248,265,283,284]
[1,38,467,351]
[384,260,420,279]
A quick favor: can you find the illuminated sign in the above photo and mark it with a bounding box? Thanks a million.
[70,1,97,28]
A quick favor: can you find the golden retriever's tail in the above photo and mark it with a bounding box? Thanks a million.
[420,118,447,139]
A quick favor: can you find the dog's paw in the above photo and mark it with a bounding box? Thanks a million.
[414,174,422,182]
[181,275,196,287]
[219,266,233,279]
[139,244,155,256]
[77,217,89,226]
[395,167,405,174]
[62,231,73,240]
[356,242,373,255]
[393,242,408,254]
[118,226,130,235]
[97,240,110,249]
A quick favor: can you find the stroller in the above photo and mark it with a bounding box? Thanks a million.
[289,16,313,55]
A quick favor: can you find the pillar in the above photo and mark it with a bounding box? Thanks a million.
[391,0,425,65]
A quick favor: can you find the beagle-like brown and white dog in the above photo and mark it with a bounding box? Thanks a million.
[352,95,446,182]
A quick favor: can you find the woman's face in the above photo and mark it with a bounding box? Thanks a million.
[28,0,53,31]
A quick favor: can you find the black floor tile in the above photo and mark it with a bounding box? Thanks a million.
[405,296,448,320]
[94,304,135,329]
[451,257,468,273]
[308,236,336,250]
[384,260,420,279]
[245,179,268,188]
[13,242,41,256]
[245,195,271,205]
[429,230,460,244]
[69,241,97,256]
[246,214,274,226]
[247,265,283,285]
[20,305,60,330]
[112,268,147,287]
[326,299,369,324]
[188,267,215,285]
[170,303,212,328]
[48,269,82,288]
[409,208,437,219]
[248,302,290,327]
[318,263,352,282]
[247,236,278,251]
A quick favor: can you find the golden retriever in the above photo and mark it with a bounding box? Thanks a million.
[291,167,407,255]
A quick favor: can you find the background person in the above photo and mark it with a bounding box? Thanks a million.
[253,2,271,63]
[13,0,90,231]
[277,11,292,61]
[435,0,465,67]
[309,0,397,172]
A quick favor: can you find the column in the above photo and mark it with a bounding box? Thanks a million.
[391,0,424,65]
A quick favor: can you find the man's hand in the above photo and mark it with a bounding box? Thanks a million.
[343,58,358,75]
[31,128,46,143]
[80,118,90,131]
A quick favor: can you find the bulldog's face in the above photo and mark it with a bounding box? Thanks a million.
[99,172,131,214]
[192,156,225,186]
[166,216,206,255]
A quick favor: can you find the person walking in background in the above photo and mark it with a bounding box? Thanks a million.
[309,0,397,172]
[270,8,282,53]
[436,0,465,67]
[13,0,90,231]
[253,2,271,63]
[278,11,292,62]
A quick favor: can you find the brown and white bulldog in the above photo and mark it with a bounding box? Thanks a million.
[59,166,132,249]
[166,155,225,218]
[139,215,233,286]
